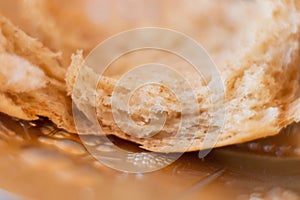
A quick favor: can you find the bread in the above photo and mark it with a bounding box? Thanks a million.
[0,0,299,153]
[0,0,111,66]
[66,0,300,152]
[0,16,75,132]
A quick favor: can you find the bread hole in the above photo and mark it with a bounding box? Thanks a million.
[128,84,180,133]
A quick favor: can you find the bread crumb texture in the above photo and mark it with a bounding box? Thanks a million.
[67,0,300,152]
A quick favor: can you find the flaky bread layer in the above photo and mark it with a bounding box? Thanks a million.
[0,16,75,132]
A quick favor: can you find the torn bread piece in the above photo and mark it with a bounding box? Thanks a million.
[0,0,108,66]
[67,0,300,152]
[0,16,75,132]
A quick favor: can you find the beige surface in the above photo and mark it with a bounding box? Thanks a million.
[0,114,299,200]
